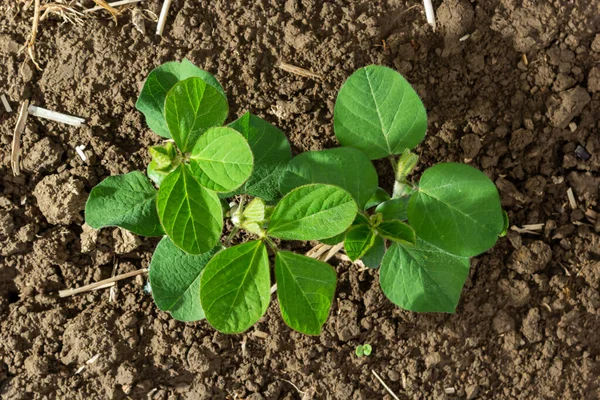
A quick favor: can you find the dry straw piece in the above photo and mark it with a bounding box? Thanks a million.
[1,94,12,112]
[278,62,324,80]
[11,100,30,176]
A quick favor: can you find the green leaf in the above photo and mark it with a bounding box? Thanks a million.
[148,161,169,187]
[361,235,385,269]
[375,197,410,221]
[363,344,372,355]
[334,65,427,160]
[149,237,221,322]
[156,164,223,254]
[344,224,376,261]
[165,77,228,152]
[280,147,378,209]
[136,60,226,138]
[408,163,504,257]
[240,198,267,235]
[355,345,364,357]
[227,112,292,201]
[500,210,509,237]
[320,232,345,245]
[85,171,164,236]
[188,127,253,192]
[380,240,470,313]
[365,188,391,210]
[267,184,358,241]
[200,241,270,333]
[147,142,180,187]
[377,220,416,244]
[275,251,337,335]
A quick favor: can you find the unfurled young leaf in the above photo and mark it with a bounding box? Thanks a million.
[149,237,222,322]
[408,163,504,257]
[147,142,180,187]
[344,224,376,261]
[376,197,410,221]
[189,127,253,192]
[228,112,292,201]
[268,184,358,241]
[136,60,226,138]
[380,240,470,313]
[376,220,416,245]
[365,187,391,210]
[334,65,427,160]
[275,251,336,335]
[165,77,228,152]
[279,147,378,209]
[200,241,270,333]
[361,234,386,269]
[85,171,164,236]
[240,198,267,236]
[156,164,223,254]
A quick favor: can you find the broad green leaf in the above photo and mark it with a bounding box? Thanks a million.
[320,232,345,246]
[156,165,223,254]
[189,127,253,192]
[275,251,336,335]
[200,241,270,333]
[136,60,226,138]
[375,197,410,221]
[408,163,504,257]
[361,235,385,269]
[344,224,376,261]
[85,171,164,236]
[227,112,292,201]
[380,240,470,313]
[268,184,358,241]
[149,237,221,321]
[365,187,391,210]
[165,77,228,152]
[280,147,378,209]
[377,220,416,244]
[334,65,427,160]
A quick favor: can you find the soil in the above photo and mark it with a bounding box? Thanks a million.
[0,0,599,399]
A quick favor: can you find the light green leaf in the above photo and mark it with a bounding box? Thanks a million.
[280,147,378,209]
[334,65,427,160]
[240,198,267,235]
[275,251,336,335]
[149,237,221,321]
[380,240,470,313]
[227,112,292,201]
[361,235,385,269]
[365,188,391,210]
[500,210,509,237]
[165,77,228,152]
[136,60,226,138]
[376,197,410,221]
[377,220,416,244]
[408,163,504,257]
[156,164,223,254]
[344,224,376,261]
[200,241,270,333]
[189,127,253,192]
[320,232,345,246]
[85,171,164,236]
[268,184,358,241]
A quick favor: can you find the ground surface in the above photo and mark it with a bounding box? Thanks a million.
[0,0,599,399]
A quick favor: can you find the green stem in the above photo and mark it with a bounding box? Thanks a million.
[263,236,279,253]
[224,227,239,247]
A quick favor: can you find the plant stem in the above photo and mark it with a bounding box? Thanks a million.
[59,268,148,298]
[264,237,279,253]
[224,227,239,247]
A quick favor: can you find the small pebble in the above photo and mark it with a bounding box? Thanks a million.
[574,145,591,161]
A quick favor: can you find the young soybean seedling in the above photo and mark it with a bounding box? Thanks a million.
[355,344,373,357]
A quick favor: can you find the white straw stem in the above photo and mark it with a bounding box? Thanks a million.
[156,0,172,36]
[1,94,12,112]
[423,0,436,31]
[59,268,148,298]
[372,370,401,400]
[28,104,85,126]
[84,0,144,12]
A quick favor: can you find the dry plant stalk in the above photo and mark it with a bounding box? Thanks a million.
[11,100,29,176]
[58,268,148,298]
[40,3,85,25]
[24,0,42,70]
[93,0,119,23]
[279,62,324,80]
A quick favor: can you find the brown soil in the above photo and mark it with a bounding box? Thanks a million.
[1,0,599,399]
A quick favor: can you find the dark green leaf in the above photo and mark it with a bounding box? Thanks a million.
[380,240,470,313]
[136,60,225,138]
[375,197,410,221]
[280,147,378,209]
[85,171,164,236]
[361,235,385,269]
[189,127,254,192]
[365,187,391,210]
[165,77,228,152]
[200,241,270,333]
[275,251,337,335]
[408,163,504,257]
[376,220,416,244]
[227,112,292,201]
[149,237,221,322]
[344,224,376,261]
[268,184,358,241]
[334,65,427,160]
[156,164,223,254]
